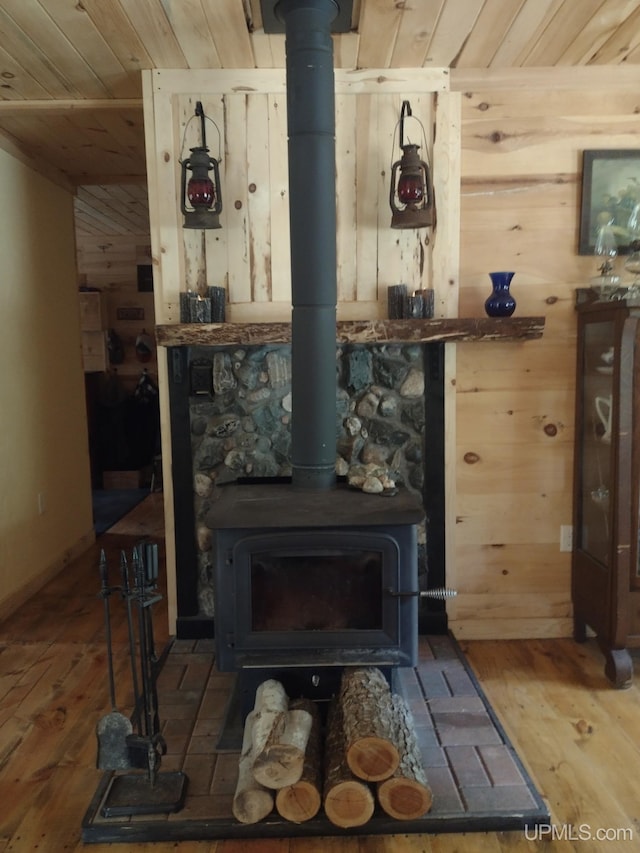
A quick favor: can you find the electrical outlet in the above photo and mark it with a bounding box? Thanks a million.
[560,525,573,552]
[38,492,46,515]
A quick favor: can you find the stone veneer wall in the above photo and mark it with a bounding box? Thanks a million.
[187,343,427,615]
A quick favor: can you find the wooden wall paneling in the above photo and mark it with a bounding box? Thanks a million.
[142,70,177,631]
[462,87,640,120]
[246,93,272,303]
[433,90,462,627]
[144,77,184,323]
[455,591,571,622]
[179,94,209,294]
[396,93,432,292]
[449,76,634,639]
[456,491,568,546]
[267,91,291,306]
[451,64,640,93]
[457,542,571,593]
[432,91,460,319]
[335,93,357,303]
[456,340,577,393]
[456,430,573,494]
[355,94,380,306]
[200,94,227,296]
[376,94,421,295]
[225,93,251,307]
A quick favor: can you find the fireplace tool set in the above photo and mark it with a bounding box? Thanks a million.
[95,543,187,817]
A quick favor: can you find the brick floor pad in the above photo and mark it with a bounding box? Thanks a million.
[82,634,549,844]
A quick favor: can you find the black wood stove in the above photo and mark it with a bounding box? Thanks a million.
[210,479,424,744]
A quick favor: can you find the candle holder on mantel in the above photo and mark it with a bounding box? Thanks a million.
[179,287,226,323]
[387,285,434,319]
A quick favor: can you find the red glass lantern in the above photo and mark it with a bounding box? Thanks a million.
[389,101,435,230]
[180,101,222,230]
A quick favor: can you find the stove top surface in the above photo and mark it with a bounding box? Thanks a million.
[206,479,425,529]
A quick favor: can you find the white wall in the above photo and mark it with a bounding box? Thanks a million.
[0,147,94,617]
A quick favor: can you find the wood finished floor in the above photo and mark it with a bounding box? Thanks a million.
[1,494,639,852]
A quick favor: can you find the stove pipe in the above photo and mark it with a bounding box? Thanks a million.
[278,0,339,490]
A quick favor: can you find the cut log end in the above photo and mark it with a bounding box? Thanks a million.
[275,780,322,823]
[377,776,433,820]
[232,789,275,825]
[323,779,375,828]
[346,736,400,781]
[253,743,305,789]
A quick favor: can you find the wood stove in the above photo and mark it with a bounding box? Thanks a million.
[211,480,424,679]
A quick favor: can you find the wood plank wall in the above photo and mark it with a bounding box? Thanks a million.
[143,66,640,639]
[76,234,157,391]
[449,67,640,638]
[143,69,453,324]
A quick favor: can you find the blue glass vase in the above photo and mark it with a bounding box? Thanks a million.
[485,271,516,317]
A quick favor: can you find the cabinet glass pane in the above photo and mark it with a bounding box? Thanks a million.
[579,320,614,566]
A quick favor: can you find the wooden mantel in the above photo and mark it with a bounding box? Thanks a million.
[156,317,545,347]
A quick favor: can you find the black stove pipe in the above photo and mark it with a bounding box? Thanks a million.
[277,0,338,490]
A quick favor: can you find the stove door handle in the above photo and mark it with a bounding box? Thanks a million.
[386,587,458,600]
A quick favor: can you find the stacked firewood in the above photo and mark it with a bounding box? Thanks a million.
[232,667,432,827]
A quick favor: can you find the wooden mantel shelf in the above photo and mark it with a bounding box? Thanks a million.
[156,316,545,347]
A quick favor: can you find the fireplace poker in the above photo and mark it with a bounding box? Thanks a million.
[119,550,141,732]
[96,549,133,771]
[125,545,166,783]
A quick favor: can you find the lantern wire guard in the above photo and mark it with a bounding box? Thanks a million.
[179,101,223,230]
[389,100,436,231]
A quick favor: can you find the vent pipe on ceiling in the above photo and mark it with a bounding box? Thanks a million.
[276,0,340,490]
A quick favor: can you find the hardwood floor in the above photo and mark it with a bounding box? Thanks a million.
[1,496,639,852]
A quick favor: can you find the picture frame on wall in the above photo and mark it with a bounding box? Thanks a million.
[579,149,640,255]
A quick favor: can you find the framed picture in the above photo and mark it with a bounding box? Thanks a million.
[579,149,640,255]
[116,306,145,321]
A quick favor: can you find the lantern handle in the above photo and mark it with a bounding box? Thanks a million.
[399,100,412,149]
[179,101,222,164]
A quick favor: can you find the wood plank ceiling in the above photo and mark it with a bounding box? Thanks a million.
[0,0,637,236]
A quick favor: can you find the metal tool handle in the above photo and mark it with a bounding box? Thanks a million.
[98,550,117,710]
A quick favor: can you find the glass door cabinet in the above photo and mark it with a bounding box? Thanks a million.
[573,293,640,687]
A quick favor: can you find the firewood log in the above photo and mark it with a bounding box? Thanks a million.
[323,697,375,828]
[232,710,274,824]
[250,678,289,757]
[253,707,313,789]
[376,694,433,820]
[275,698,323,822]
[340,667,400,782]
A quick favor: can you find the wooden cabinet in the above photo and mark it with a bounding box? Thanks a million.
[572,294,640,687]
[79,290,107,372]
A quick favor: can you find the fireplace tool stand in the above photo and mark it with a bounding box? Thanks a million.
[96,543,188,818]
